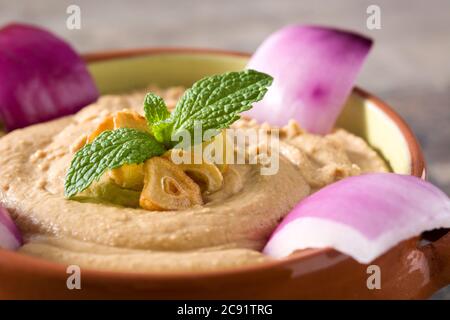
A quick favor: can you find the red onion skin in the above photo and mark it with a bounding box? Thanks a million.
[0,23,99,131]
[246,25,372,134]
[276,174,449,238]
[264,173,450,263]
[0,206,22,249]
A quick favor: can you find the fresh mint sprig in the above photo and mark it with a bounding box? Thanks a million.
[64,69,273,197]
[64,129,165,197]
[153,69,273,147]
[144,93,170,125]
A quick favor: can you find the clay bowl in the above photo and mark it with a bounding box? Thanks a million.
[0,48,448,299]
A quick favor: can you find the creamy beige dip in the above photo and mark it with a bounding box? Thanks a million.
[0,86,388,272]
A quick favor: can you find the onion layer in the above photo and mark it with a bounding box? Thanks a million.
[0,23,99,131]
[264,173,450,264]
[246,25,372,134]
[0,206,22,250]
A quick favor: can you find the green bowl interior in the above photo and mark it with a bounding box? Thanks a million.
[88,52,411,174]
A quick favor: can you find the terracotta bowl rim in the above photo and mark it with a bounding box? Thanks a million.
[0,47,426,281]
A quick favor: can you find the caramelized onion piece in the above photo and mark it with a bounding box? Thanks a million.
[163,149,224,193]
[178,163,224,193]
[87,109,148,143]
[81,109,150,189]
[87,116,114,143]
[139,157,203,211]
[109,163,145,191]
[203,130,235,174]
[113,109,148,132]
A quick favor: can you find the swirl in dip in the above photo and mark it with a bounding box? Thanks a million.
[0,86,387,272]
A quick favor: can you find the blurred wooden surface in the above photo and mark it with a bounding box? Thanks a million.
[0,0,449,299]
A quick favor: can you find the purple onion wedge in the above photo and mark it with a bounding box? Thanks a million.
[246,25,372,134]
[0,206,22,250]
[0,23,99,131]
[264,173,450,264]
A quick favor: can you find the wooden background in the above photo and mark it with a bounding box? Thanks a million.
[0,0,449,298]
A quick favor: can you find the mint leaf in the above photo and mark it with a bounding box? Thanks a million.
[167,69,273,146]
[143,93,173,146]
[144,93,170,125]
[65,70,272,199]
[151,119,174,146]
[64,128,166,197]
